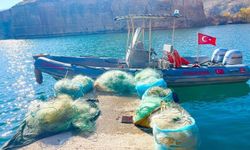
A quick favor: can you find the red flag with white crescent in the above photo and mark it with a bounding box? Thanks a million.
[198,33,216,46]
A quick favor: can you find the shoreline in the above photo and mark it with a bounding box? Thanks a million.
[1,23,249,40]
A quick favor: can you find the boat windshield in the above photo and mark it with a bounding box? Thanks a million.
[131,27,142,49]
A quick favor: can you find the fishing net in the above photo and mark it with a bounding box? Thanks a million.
[54,79,85,99]
[72,75,94,94]
[94,70,135,95]
[135,68,162,84]
[29,95,75,134]
[151,103,199,150]
[136,78,167,98]
[142,87,173,102]
[2,94,100,150]
[133,96,171,128]
[134,96,162,124]
[54,75,94,99]
[71,100,100,132]
[134,68,166,98]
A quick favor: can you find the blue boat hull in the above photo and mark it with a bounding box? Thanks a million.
[34,55,250,86]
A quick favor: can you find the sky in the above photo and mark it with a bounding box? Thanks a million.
[0,0,22,10]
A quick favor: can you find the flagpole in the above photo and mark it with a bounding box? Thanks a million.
[172,17,176,47]
[196,32,200,64]
[196,44,200,64]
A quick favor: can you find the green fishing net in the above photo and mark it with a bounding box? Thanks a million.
[142,87,173,102]
[133,96,163,123]
[2,94,100,150]
[54,75,94,99]
[72,100,100,132]
[135,68,162,84]
[72,75,94,93]
[95,70,135,95]
[151,104,199,150]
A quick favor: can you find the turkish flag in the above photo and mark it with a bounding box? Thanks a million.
[198,33,216,46]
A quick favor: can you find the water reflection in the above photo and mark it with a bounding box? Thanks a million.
[174,83,250,102]
[0,40,36,144]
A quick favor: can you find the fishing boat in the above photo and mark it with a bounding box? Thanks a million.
[33,10,250,86]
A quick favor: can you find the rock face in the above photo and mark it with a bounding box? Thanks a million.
[0,0,206,39]
[203,0,250,16]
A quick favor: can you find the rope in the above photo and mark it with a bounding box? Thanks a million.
[64,69,69,78]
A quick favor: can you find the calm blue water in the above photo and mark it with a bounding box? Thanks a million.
[0,24,250,149]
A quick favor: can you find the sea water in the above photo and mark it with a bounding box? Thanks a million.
[0,24,250,149]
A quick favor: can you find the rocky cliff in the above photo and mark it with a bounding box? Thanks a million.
[0,0,207,39]
[203,0,250,16]
[202,0,250,25]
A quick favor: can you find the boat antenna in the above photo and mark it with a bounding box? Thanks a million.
[171,9,181,47]
[170,9,181,68]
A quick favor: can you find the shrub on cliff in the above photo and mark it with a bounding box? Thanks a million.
[238,7,250,22]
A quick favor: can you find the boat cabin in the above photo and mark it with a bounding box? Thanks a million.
[115,13,244,70]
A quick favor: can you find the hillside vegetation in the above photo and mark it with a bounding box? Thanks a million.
[203,0,250,24]
[203,0,250,16]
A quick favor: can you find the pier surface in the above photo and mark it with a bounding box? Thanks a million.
[21,93,154,150]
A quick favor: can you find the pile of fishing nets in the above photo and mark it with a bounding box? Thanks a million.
[54,75,94,99]
[133,87,174,128]
[2,94,100,150]
[94,69,166,96]
[94,70,135,95]
[135,68,167,98]
[151,103,199,150]
[133,68,173,127]
[2,75,98,150]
